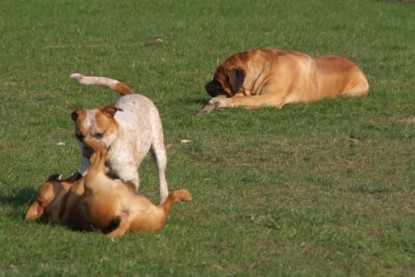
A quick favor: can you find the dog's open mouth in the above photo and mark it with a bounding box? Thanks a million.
[82,144,111,159]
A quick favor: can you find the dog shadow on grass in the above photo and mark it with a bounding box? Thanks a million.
[182,97,210,106]
[0,186,37,219]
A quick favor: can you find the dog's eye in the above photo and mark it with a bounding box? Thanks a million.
[94,133,104,139]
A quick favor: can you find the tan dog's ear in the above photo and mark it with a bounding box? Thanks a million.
[62,172,82,183]
[25,201,45,220]
[48,174,61,182]
[228,68,245,94]
[100,106,124,118]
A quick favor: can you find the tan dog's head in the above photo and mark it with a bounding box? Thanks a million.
[25,173,82,220]
[71,106,123,158]
[205,54,247,97]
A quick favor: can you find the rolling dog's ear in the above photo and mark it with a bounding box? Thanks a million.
[228,68,245,94]
[48,174,61,182]
[100,106,124,118]
[25,201,45,220]
[62,172,83,183]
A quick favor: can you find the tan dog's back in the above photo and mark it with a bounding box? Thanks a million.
[314,55,369,100]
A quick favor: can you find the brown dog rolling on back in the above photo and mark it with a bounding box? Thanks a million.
[205,49,369,110]
[25,173,90,231]
[82,136,192,239]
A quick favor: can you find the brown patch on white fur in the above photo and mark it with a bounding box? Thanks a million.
[206,49,369,110]
[83,137,191,239]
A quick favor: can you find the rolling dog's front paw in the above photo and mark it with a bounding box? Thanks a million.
[209,96,230,108]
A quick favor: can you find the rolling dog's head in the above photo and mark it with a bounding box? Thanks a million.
[25,173,82,220]
[205,53,247,97]
[71,106,123,158]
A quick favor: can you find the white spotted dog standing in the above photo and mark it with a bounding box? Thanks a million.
[70,73,169,203]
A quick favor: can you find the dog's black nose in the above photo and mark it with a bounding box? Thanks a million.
[205,80,225,97]
[205,81,216,95]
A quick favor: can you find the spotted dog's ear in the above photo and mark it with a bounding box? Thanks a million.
[227,68,245,94]
[100,106,124,118]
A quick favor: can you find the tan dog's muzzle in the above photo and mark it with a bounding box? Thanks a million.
[205,80,227,97]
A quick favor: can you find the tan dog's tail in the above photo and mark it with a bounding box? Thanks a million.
[71,73,134,96]
[159,189,192,214]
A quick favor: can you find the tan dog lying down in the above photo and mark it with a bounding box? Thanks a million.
[25,173,90,231]
[82,136,192,239]
[205,49,369,110]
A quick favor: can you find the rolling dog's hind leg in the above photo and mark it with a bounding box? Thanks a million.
[103,214,131,239]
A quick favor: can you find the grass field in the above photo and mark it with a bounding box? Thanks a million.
[1,0,415,276]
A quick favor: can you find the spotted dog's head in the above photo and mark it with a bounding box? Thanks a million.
[71,106,123,158]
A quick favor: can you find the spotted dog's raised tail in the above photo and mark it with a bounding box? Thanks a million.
[71,73,134,96]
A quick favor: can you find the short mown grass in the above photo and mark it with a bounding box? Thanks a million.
[1,0,414,276]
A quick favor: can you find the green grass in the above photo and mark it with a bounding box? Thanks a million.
[1,0,415,275]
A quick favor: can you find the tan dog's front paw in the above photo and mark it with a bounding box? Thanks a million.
[209,97,230,108]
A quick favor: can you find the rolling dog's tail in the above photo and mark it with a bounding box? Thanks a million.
[71,73,134,96]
